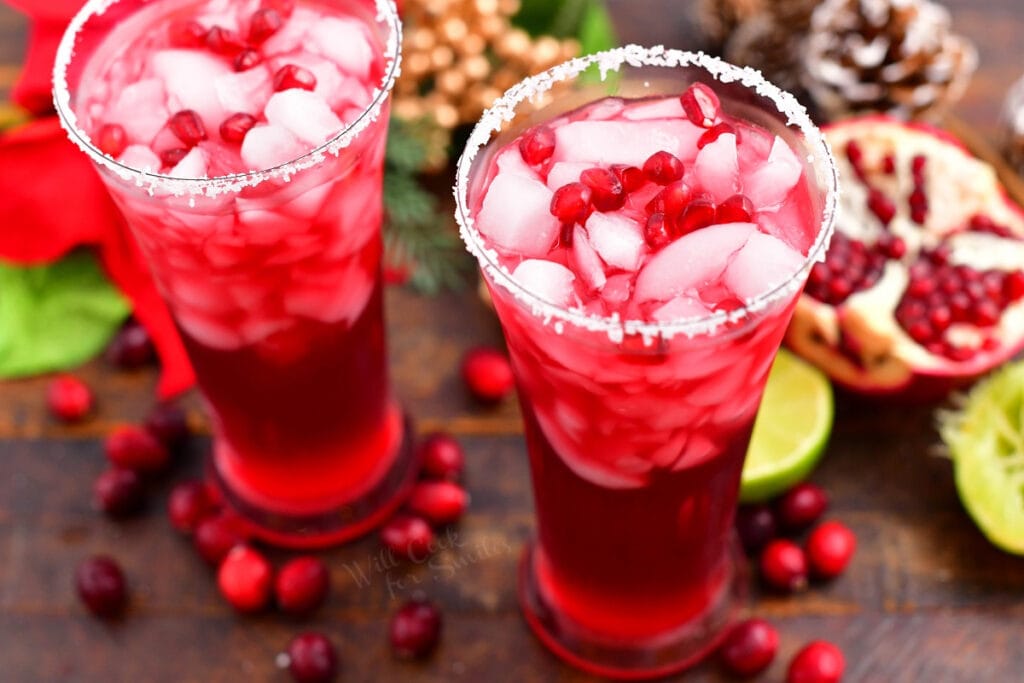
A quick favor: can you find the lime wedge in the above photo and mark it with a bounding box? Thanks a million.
[938,362,1024,555]
[741,349,834,503]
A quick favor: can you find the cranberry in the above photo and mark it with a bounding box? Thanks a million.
[644,212,672,249]
[549,182,593,224]
[717,194,754,224]
[276,556,331,616]
[160,147,189,168]
[719,618,779,677]
[204,26,246,55]
[194,514,248,566]
[680,82,721,128]
[75,556,127,618]
[168,480,217,534]
[168,20,207,48]
[418,432,465,481]
[390,599,442,658]
[220,113,258,143]
[759,539,809,592]
[105,320,155,369]
[611,164,645,192]
[675,197,717,236]
[518,124,556,166]
[94,468,146,517]
[105,425,169,472]
[408,482,468,526]
[286,632,338,683]
[248,8,283,43]
[643,151,685,185]
[787,641,845,683]
[274,64,318,92]
[735,504,778,554]
[580,167,625,212]
[806,521,856,579]
[46,375,93,422]
[168,110,207,147]
[218,545,273,613]
[233,48,263,72]
[697,121,735,149]
[776,482,829,530]
[144,402,190,447]
[461,346,515,403]
[381,515,435,560]
[95,123,127,157]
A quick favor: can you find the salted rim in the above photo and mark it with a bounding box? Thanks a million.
[52,0,401,198]
[453,45,839,343]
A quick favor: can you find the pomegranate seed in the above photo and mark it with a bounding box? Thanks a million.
[105,425,169,472]
[47,375,93,422]
[866,188,896,226]
[909,188,928,224]
[549,182,592,224]
[929,245,951,266]
[882,154,896,174]
[826,277,853,303]
[205,26,246,55]
[644,212,672,249]
[518,124,556,166]
[274,64,318,92]
[716,194,753,223]
[95,123,127,157]
[787,641,845,683]
[975,300,1000,327]
[217,545,273,613]
[679,82,720,128]
[643,151,685,185]
[160,147,189,168]
[94,468,146,517]
[106,320,155,369]
[167,479,217,533]
[233,48,262,72]
[461,346,515,403]
[656,181,692,217]
[911,153,927,182]
[970,214,1015,238]
[418,432,465,481]
[845,140,863,168]
[611,164,645,192]
[878,235,906,259]
[194,514,248,566]
[776,483,829,530]
[759,539,809,592]
[168,110,207,147]
[262,0,295,18]
[929,306,952,333]
[1004,271,1024,301]
[390,599,442,658]
[408,481,468,526]
[145,402,190,447]
[580,167,625,212]
[220,113,258,143]
[75,556,127,618]
[697,121,735,149]
[735,504,778,554]
[168,20,206,48]
[275,556,330,616]
[559,221,575,247]
[806,521,857,579]
[286,632,338,683]
[675,197,717,236]
[719,618,779,677]
[248,8,283,43]
[381,515,435,560]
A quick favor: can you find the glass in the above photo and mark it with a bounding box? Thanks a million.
[455,46,838,678]
[53,0,416,548]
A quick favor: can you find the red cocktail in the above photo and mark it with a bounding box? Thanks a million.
[456,47,837,677]
[54,0,415,547]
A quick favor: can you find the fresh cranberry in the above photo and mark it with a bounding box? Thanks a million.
[680,82,721,128]
[194,514,248,566]
[205,26,247,55]
[806,521,857,579]
[274,64,318,92]
[675,197,717,236]
[276,556,330,616]
[418,432,465,481]
[160,147,189,168]
[518,124,556,166]
[105,425,169,472]
[787,641,845,683]
[461,346,515,403]
[167,110,207,147]
[390,600,442,658]
[719,618,779,677]
[75,556,127,618]
[218,545,273,613]
[262,0,295,18]
[408,482,468,526]
[233,48,263,72]
[549,182,593,224]
[717,194,754,223]
[643,151,685,185]
[105,320,155,369]
[697,121,735,149]
[144,402,190,447]
[735,504,778,555]
[95,123,127,157]
[286,632,338,683]
[644,212,672,249]
[611,164,645,192]
[248,8,283,43]
[46,375,93,422]
[94,468,146,517]
[759,539,809,592]
[168,20,207,48]
[168,480,217,534]
[580,167,625,212]
[776,482,829,530]
[220,113,258,143]
[381,516,435,560]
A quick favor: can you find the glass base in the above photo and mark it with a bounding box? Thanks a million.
[518,539,746,680]
[209,412,417,549]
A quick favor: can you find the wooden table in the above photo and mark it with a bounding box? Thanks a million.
[2,2,1024,681]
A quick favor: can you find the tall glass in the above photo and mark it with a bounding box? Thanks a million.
[455,47,838,678]
[53,0,415,548]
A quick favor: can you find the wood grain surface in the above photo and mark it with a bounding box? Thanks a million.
[2,1,1024,682]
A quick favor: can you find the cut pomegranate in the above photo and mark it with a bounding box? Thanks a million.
[679,82,720,128]
[788,116,1024,400]
[220,113,258,143]
[274,64,317,92]
[248,8,283,44]
[519,125,556,167]
[95,123,127,157]
[168,110,207,147]
[233,48,263,72]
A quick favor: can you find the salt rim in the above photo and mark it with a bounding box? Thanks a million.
[52,0,402,199]
[453,45,839,344]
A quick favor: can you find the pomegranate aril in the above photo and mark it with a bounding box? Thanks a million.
[697,121,734,149]
[275,556,330,616]
[248,8,283,43]
[169,20,207,47]
[719,618,779,677]
[390,600,442,658]
[381,515,435,560]
[145,402,190,447]
[105,425,170,472]
[220,113,258,143]
[518,124,556,166]
[160,147,189,168]
[735,504,778,554]
[287,632,338,683]
[882,154,896,174]
[611,164,645,192]
[866,188,896,226]
[94,468,146,517]
[418,432,465,481]
[205,26,246,55]
[878,235,906,259]
[787,641,845,683]
[911,153,927,181]
[218,545,273,613]
[909,188,928,224]
[716,194,753,223]
[106,320,156,369]
[408,481,468,526]
[168,110,207,147]
[675,197,716,236]
[643,151,685,185]
[1004,271,1024,301]
[679,82,720,128]
[274,64,317,92]
[549,182,592,224]
[656,181,692,217]
[970,214,1016,238]
[644,212,672,249]
[194,514,247,566]
[461,346,515,403]
[168,479,217,533]
[975,300,1000,327]
[777,483,828,530]
[47,375,93,422]
[806,520,857,579]
[929,307,952,333]
[559,221,574,247]
[580,167,625,212]
[76,556,127,618]
[233,48,262,72]
[759,539,809,592]
[95,123,127,157]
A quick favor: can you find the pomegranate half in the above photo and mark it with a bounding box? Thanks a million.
[787,116,1024,399]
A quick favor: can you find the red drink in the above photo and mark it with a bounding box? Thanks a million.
[54,0,415,547]
[457,48,837,677]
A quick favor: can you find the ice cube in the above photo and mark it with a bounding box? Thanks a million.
[106,79,168,144]
[546,162,589,190]
[743,135,804,208]
[239,315,292,346]
[757,199,814,253]
[307,17,376,80]
[169,146,208,178]
[476,173,560,257]
[554,120,702,168]
[694,132,739,202]
[634,222,757,302]
[261,7,318,54]
[735,122,774,171]
[215,66,273,116]
[237,206,309,244]
[511,259,577,308]
[240,124,307,170]
[264,90,343,147]
[495,146,539,181]
[724,230,804,300]
[584,213,646,272]
[286,264,374,324]
[333,74,373,112]
[175,306,241,350]
[534,406,646,489]
[570,226,607,292]
[581,97,626,121]
[118,144,162,172]
[280,181,333,219]
[651,295,710,322]
[623,97,686,121]
[150,50,231,133]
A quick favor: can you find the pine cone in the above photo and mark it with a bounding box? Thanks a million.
[802,0,977,120]
[723,1,818,92]
[1004,74,1024,175]
[694,0,766,48]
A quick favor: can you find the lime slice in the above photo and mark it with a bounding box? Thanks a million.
[938,362,1024,555]
[741,349,834,503]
